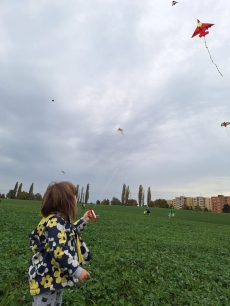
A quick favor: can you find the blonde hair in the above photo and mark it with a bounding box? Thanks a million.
[41,181,77,222]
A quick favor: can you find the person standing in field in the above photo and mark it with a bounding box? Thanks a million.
[28,181,92,306]
[170,207,175,218]
[146,206,150,216]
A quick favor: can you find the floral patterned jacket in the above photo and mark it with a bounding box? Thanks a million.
[28,215,91,296]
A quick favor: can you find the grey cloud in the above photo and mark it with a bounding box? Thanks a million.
[1,0,230,202]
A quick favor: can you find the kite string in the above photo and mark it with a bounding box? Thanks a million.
[225,127,230,138]
[204,36,223,77]
[97,129,142,202]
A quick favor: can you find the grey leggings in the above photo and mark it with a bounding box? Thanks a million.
[32,289,63,306]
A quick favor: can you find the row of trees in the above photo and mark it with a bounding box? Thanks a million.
[4,181,230,213]
[6,182,42,200]
[95,197,170,207]
[96,198,138,206]
[4,182,173,208]
[76,184,90,204]
[94,185,170,207]
[5,182,90,202]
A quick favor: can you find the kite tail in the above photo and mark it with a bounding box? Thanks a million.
[204,36,223,77]
[226,128,230,138]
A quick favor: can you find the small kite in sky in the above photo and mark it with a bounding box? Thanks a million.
[221,122,230,127]
[117,128,124,135]
[52,99,56,102]
[172,1,178,5]
[192,19,223,77]
[62,171,65,174]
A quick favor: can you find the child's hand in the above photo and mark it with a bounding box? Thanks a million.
[83,210,92,221]
[78,268,90,282]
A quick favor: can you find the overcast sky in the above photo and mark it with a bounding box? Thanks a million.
[1,0,230,203]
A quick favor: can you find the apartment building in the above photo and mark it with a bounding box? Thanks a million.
[211,195,230,213]
[204,198,211,211]
[174,196,185,209]
[168,196,212,211]
[193,197,205,210]
[172,199,176,207]
[185,197,193,209]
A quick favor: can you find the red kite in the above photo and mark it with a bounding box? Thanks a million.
[192,19,222,77]
[191,20,214,38]
[221,122,230,127]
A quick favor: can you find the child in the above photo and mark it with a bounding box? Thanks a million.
[146,206,150,216]
[28,181,92,306]
[170,207,175,218]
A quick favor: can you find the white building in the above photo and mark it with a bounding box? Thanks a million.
[193,197,205,210]
[174,196,185,209]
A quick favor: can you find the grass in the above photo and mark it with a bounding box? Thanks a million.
[1,200,230,305]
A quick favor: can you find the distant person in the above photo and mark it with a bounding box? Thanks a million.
[146,206,150,216]
[28,181,93,306]
[168,212,171,218]
[170,207,175,218]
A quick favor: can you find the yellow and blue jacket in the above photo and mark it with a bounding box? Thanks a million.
[28,215,91,296]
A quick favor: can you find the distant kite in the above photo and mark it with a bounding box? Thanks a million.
[117,128,124,135]
[192,19,223,77]
[221,122,230,127]
[62,171,65,174]
[172,1,178,5]
[52,99,56,102]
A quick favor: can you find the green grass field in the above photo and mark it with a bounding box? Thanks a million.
[1,200,230,306]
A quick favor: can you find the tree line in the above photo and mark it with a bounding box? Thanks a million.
[96,184,170,208]
[76,184,90,204]
[3,182,173,208]
[6,182,43,200]
[4,182,91,203]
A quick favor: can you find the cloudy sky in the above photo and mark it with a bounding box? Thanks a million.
[1,0,230,202]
